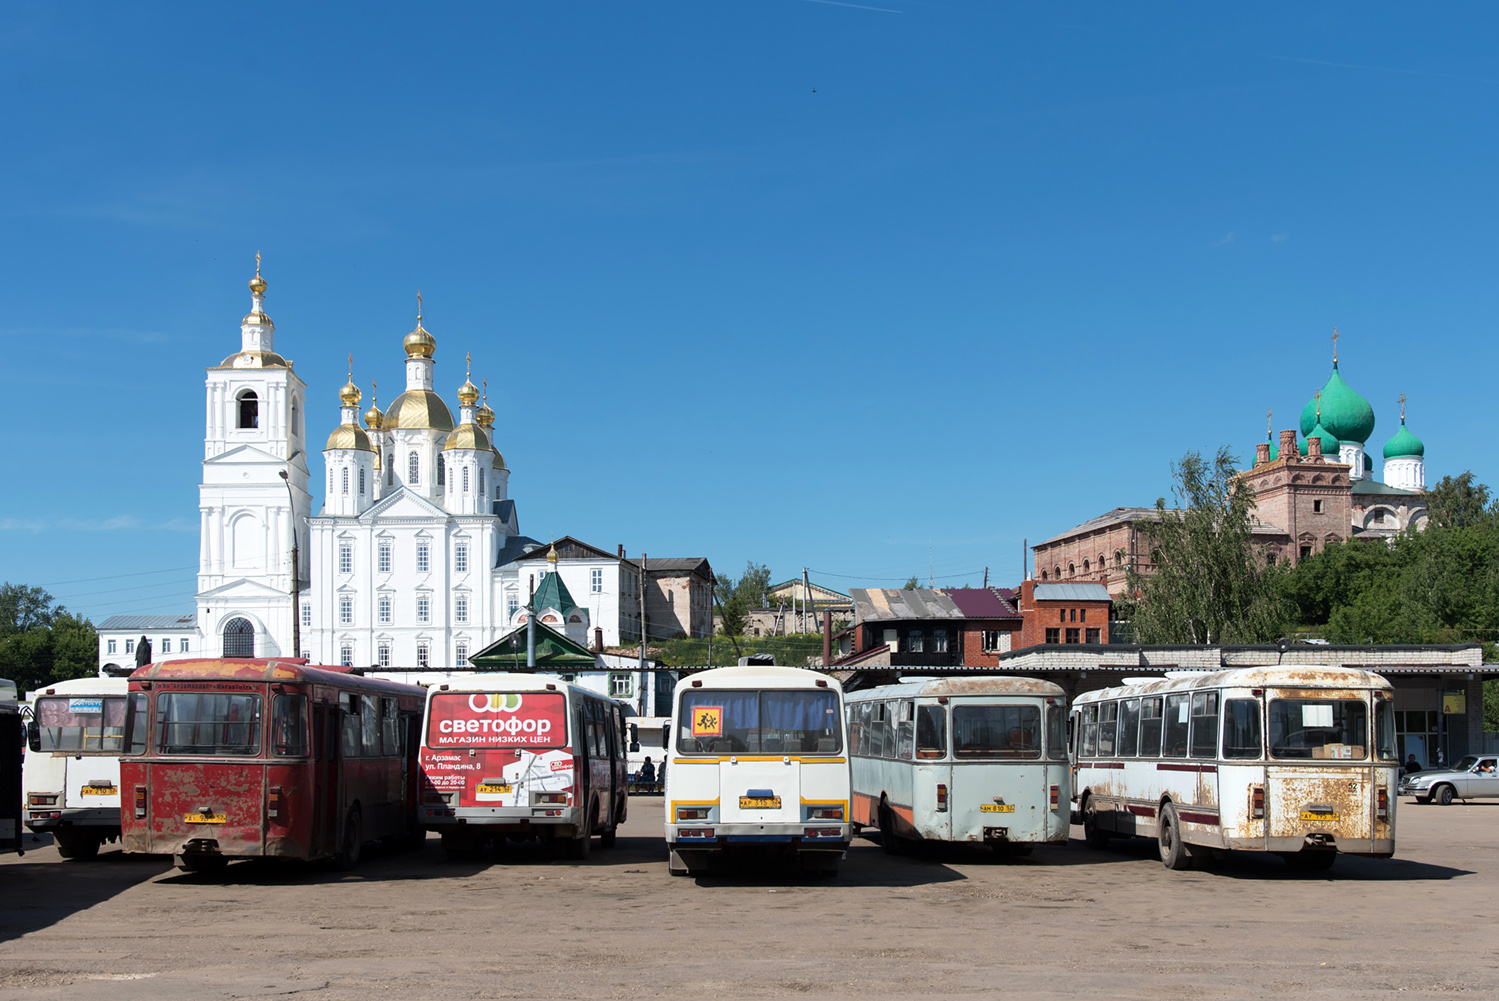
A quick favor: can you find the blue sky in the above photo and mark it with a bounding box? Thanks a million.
[3,2,1496,622]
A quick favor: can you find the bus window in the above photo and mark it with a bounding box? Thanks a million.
[360,695,382,757]
[1097,701,1117,757]
[1375,699,1397,761]
[123,692,147,755]
[881,702,897,758]
[953,705,1041,759]
[1047,704,1066,760]
[676,689,842,755]
[916,705,946,759]
[1080,704,1097,757]
[33,696,128,753]
[895,701,915,760]
[341,695,362,758]
[1268,699,1368,759]
[1117,698,1140,757]
[1139,697,1163,757]
[156,692,262,756]
[1223,699,1261,759]
[868,703,885,758]
[381,698,400,756]
[272,694,309,756]
[1163,694,1190,757]
[1189,691,1220,758]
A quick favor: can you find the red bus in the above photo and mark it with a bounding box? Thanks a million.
[419,674,629,860]
[120,659,426,872]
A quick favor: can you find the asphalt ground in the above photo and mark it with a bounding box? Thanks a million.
[1,798,1495,1001]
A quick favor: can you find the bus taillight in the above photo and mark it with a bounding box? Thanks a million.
[1049,785,1059,809]
[534,792,568,806]
[268,786,284,821]
[1377,787,1389,821]
[134,787,147,819]
[936,784,948,812]
[27,794,57,806]
[1252,786,1265,820]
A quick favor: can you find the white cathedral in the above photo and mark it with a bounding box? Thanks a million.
[176,262,669,670]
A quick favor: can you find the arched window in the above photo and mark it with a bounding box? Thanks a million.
[327,467,333,493]
[1041,570,1048,580]
[359,467,366,495]
[479,469,485,496]
[462,467,470,493]
[290,396,300,435]
[437,454,446,487]
[1115,549,1125,565]
[408,452,420,485]
[1068,563,1075,576]
[386,453,393,486]
[222,617,255,658]
[1097,554,1105,570]
[1054,566,1061,579]
[341,467,350,495]
[1082,559,1090,573]
[237,391,259,429]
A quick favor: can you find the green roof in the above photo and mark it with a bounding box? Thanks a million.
[1301,362,1376,444]
[1351,479,1422,496]
[469,620,598,668]
[1300,421,1340,458]
[532,570,578,617]
[1383,419,1425,460]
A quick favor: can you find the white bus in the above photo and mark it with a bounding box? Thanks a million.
[22,677,130,858]
[665,665,850,877]
[1070,666,1398,872]
[846,678,1070,856]
[418,674,630,860]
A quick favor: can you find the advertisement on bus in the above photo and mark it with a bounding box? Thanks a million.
[421,692,573,809]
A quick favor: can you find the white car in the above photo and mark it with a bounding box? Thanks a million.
[1398,755,1499,805]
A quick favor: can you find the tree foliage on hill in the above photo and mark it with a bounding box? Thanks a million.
[1127,448,1289,644]
[1424,471,1499,530]
[0,583,97,695]
[714,561,773,636]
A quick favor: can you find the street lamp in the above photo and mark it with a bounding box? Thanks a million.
[278,469,301,658]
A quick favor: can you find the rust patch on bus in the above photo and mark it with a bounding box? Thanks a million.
[914,677,1065,698]
[1269,772,1370,839]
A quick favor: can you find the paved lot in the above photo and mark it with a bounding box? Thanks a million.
[1,798,1496,1001]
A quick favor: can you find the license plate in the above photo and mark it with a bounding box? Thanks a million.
[80,786,117,797]
[1301,810,1339,822]
[980,804,1016,813]
[476,784,512,795]
[184,812,227,824]
[740,796,781,809]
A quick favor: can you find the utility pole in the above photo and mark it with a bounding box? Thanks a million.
[928,543,933,588]
[526,574,536,668]
[638,552,648,675]
[802,567,812,634]
[983,566,988,588]
[277,470,301,659]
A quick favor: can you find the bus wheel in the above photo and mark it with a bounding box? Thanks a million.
[1157,804,1192,871]
[175,852,227,873]
[1435,785,1455,806]
[331,809,362,871]
[599,826,617,849]
[54,829,100,860]
[1284,850,1337,873]
[878,804,907,856]
[564,813,592,860]
[1082,799,1110,850]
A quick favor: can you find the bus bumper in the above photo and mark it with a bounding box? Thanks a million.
[667,822,851,850]
[1265,835,1396,857]
[423,805,582,835]
[25,807,118,831]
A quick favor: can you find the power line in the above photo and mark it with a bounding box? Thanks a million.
[33,565,200,587]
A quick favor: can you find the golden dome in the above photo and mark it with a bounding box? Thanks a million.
[249,274,267,295]
[404,321,435,359]
[325,424,375,452]
[546,543,559,563]
[441,423,492,452]
[241,309,274,328]
[216,350,289,369]
[475,403,495,428]
[383,389,454,431]
[339,379,362,407]
[457,378,480,406]
[491,449,506,471]
[364,403,384,430]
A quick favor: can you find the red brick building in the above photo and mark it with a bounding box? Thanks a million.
[1014,580,1112,647]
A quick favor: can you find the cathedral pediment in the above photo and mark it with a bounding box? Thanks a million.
[205,444,288,465]
[196,578,293,601]
[359,486,452,523]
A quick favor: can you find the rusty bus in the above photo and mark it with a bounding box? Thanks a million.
[418,674,629,860]
[1,679,20,856]
[846,678,1070,856]
[120,659,426,872]
[1070,666,1398,872]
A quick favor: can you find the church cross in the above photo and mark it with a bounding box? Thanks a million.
[482,377,488,404]
[466,351,472,377]
[1331,326,1340,364]
[417,289,423,322]
[1399,392,1407,421]
[1314,387,1323,421]
[1267,407,1273,436]
[371,378,377,406]
[347,353,353,381]
[255,251,262,278]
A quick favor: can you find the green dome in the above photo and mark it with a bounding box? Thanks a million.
[1300,422,1340,457]
[1300,362,1376,444]
[1383,419,1425,460]
[1364,452,1373,472]
[1261,435,1279,463]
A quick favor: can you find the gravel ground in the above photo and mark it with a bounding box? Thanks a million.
[2,798,1495,1001]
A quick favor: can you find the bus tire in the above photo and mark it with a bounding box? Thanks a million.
[564,812,592,860]
[175,852,227,873]
[54,829,100,860]
[1435,784,1455,806]
[1284,850,1337,873]
[878,803,906,856]
[331,808,362,871]
[1082,798,1111,850]
[599,826,617,849]
[1158,803,1192,871]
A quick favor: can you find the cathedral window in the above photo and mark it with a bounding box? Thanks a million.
[455,594,469,624]
[462,466,470,493]
[1082,559,1090,573]
[301,602,311,628]
[455,544,469,574]
[358,468,366,496]
[416,595,431,624]
[290,397,300,435]
[339,596,353,625]
[237,391,259,429]
[1067,562,1075,576]
[339,543,353,575]
[480,470,485,495]
[416,642,430,668]
[386,454,393,486]
[455,641,468,666]
[341,468,350,495]
[437,454,446,487]
[377,643,391,668]
[416,543,431,574]
[378,595,392,625]
[408,452,420,485]
[340,644,353,667]
[378,542,392,574]
[507,593,520,619]
[1313,500,1324,513]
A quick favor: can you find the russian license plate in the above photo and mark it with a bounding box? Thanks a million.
[980,804,1016,813]
[80,786,117,797]
[1301,810,1339,822]
[476,784,512,795]
[739,796,781,809]
[184,812,227,824]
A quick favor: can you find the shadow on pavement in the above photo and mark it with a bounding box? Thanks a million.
[1070,831,1475,881]
[0,840,171,943]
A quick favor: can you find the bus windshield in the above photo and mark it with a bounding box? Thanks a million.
[426,691,566,749]
[34,696,128,753]
[678,689,842,755]
[1268,698,1368,760]
[155,692,263,756]
[952,704,1042,759]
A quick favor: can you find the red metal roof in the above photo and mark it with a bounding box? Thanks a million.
[945,588,1020,619]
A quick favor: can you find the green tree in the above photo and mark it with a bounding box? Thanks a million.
[1127,447,1289,644]
[0,583,98,694]
[902,576,920,590]
[715,561,772,636]
[1425,472,1497,530]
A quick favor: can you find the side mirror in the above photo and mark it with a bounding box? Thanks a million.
[629,742,641,753]
[661,722,672,749]
[26,720,40,753]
